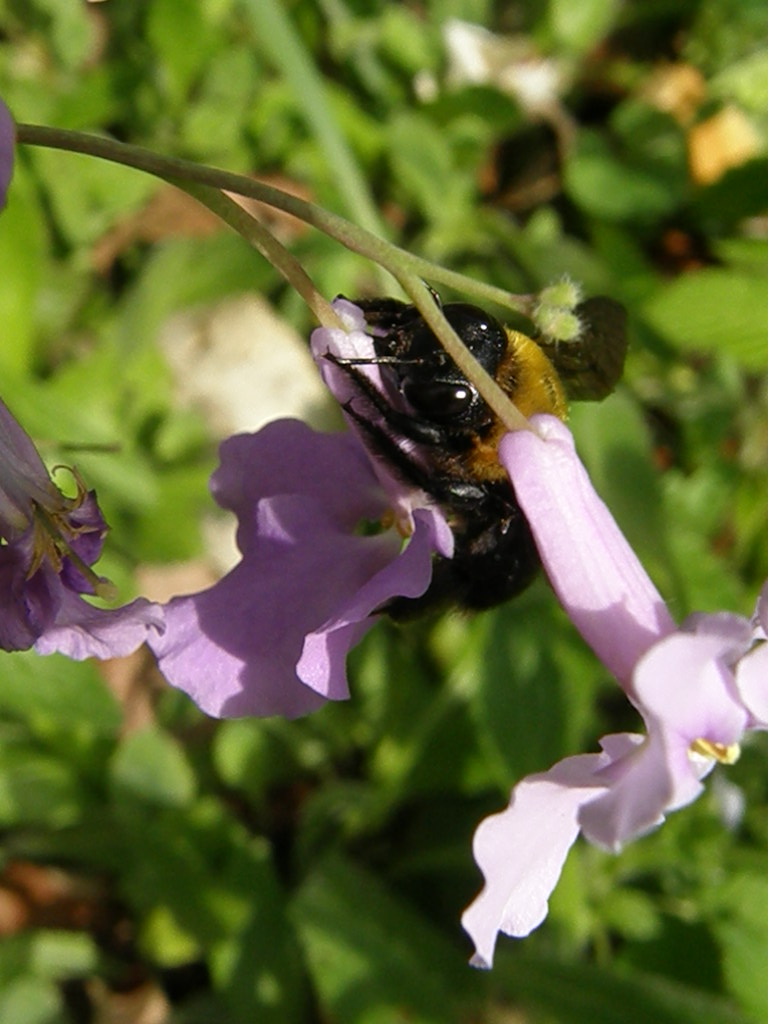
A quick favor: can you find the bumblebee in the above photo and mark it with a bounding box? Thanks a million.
[329,293,627,618]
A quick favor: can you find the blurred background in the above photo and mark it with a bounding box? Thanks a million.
[1,1,768,1021]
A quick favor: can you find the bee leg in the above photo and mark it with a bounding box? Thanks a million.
[341,396,487,510]
[325,352,452,448]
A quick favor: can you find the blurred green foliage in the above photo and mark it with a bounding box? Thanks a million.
[1,0,767,1021]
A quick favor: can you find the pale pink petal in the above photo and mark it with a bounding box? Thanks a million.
[310,302,433,529]
[297,506,449,697]
[736,642,768,726]
[34,592,164,660]
[311,300,382,402]
[634,632,748,740]
[579,729,684,851]
[462,746,632,967]
[580,633,747,849]
[0,398,60,536]
[499,417,675,688]
[149,494,404,718]
[682,609,754,656]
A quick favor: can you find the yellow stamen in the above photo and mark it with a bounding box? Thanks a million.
[689,738,741,765]
[380,509,395,532]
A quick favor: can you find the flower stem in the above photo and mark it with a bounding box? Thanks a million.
[16,123,531,429]
[397,274,531,433]
[178,183,344,329]
[15,124,532,315]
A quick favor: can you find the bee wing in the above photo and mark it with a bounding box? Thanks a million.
[539,297,628,402]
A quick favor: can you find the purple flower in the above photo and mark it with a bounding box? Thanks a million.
[462,415,768,967]
[147,308,452,718]
[0,97,13,211]
[0,398,163,657]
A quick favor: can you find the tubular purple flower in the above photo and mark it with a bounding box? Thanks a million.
[147,313,452,718]
[0,98,13,210]
[462,414,768,966]
[0,397,163,656]
[499,416,676,687]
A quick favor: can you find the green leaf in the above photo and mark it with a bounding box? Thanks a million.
[0,977,62,1024]
[548,0,622,52]
[213,719,300,804]
[0,164,47,376]
[30,146,157,248]
[115,235,274,362]
[379,7,435,74]
[180,46,257,161]
[147,0,216,103]
[643,269,768,370]
[110,727,197,807]
[387,112,470,224]
[208,837,309,1024]
[0,652,122,737]
[33,0,94,68]
[691,159,768,232]
[711,873,768,1020]
[712,236,768,275]
[492,950,751,1024]
[0,744,82,828]
[711,50,768,111]
[0,931,98,984]
[466,589,574,784]
[293,855,478,1024]
[565,131,680,223]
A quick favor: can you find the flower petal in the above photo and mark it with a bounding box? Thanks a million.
[149,493,404,718]
[580,632,747,850]
[34,591,164,660]
[310,303,433,529]
[0,398,60,537]
[499,417,675,687]
[297,506,449,698]
[0,548,59,651]
[462,748,621,967]
[211,420,387,546]
[59,490,109,593]
[311,299,383,402]
[634,631,748,740]
[682,609,754,657]
[579,729,682,851]
[736,640,768,726]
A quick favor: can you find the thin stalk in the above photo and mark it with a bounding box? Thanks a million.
[16,123,530,429]
[178,183,343,329]
[397,274,531,433]
[15,125,531,314]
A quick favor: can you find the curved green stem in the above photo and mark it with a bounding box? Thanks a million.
[16,122,531,429]
[178,183,343,329]
[15,124,532,315]
[397,274,531,433]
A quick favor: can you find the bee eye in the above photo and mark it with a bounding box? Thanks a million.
[403,380,476,421]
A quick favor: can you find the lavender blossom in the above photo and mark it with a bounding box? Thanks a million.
[147,305,452,718]
[462,415,768,967]
[0,398,162,657]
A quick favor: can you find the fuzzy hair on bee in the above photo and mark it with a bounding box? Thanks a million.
[327,293,627,618]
